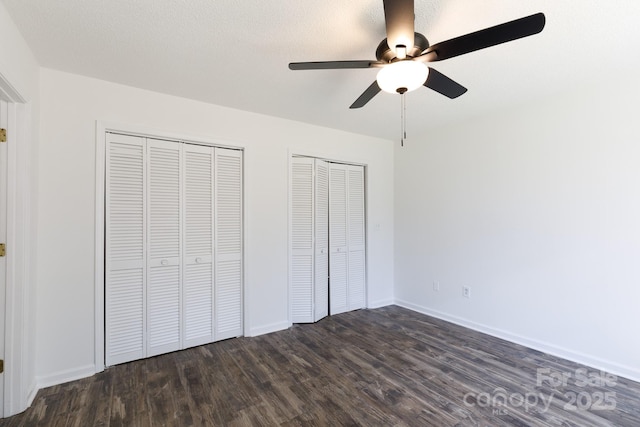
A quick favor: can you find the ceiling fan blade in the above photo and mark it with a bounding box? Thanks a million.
[424,13,545,61]
[350,81,382,109]
[289,60,382,70]
[383,0,415,54]
[423,68,467,99]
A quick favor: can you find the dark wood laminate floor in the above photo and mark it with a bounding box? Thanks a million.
[2,306,639,426]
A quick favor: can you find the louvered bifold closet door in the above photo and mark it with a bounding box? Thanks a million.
[314,159,329,322]
[329,163,349,315]
[290,157,315,323]
[106,134,146,366]
[183,144,215,348]
[214,148,243,340]
[147,139,182,356]
[347,165,366,310]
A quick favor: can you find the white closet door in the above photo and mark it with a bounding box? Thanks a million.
[290,157,315,323]
[329,163,349,315]
[147,139,182,356]
[347,165,366,310]
[105,134,146,365]
[183,145,214,348]
[314,159,329,322]
[214,148,243,340]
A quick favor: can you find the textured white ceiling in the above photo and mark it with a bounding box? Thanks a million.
[3,0,640,140]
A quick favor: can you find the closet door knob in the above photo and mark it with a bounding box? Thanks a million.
[196,257,202,263]
[161,259,169,266]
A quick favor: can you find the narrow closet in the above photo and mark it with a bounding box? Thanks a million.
[105,133,243,365]
[290,157,366,323]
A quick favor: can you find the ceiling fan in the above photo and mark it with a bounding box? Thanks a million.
[289,0,545,109]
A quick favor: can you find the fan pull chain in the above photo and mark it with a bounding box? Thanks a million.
[400,92,407,147]
[403,92,407,141]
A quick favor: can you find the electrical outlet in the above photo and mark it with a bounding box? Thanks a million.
[463,286,471,298]
[433,281,440,291]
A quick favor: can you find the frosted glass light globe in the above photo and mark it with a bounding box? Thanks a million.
[376,61,429,94]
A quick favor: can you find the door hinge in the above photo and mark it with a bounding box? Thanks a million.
[0,128,6,143]
[0,243,5,257]
[0,360,3,373]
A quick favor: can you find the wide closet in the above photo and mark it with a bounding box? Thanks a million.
[105,133,243,366]
[290,157,366,323]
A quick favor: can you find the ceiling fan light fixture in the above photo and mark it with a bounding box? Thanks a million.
[376,60,429,94]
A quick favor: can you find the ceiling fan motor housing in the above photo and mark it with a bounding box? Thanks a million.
[376,32,430,62]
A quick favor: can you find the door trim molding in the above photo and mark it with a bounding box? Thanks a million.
[1,71,33,417]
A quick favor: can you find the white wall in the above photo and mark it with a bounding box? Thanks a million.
[394,73,640,382]
[0,3,38,102]
[0,1,40,416]
[36,68,395,384]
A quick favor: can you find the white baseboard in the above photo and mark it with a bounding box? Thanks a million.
[368,298,394,309]
[248,320,290,337]
[395,299,640,384]
[35,364,96,390]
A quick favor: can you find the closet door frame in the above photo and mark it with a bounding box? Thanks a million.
[95,122,245,372]
[288,151,368,326]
